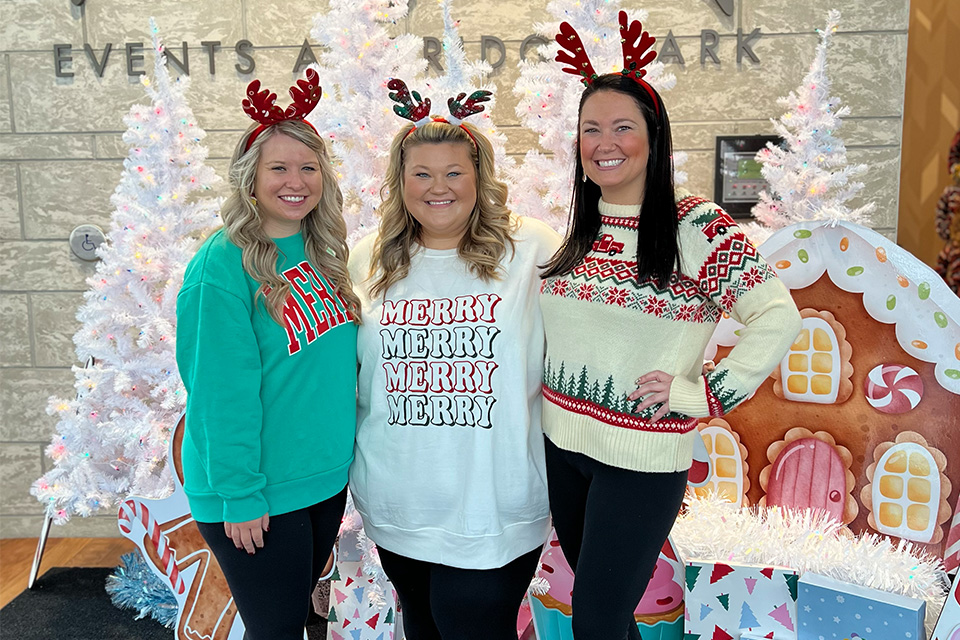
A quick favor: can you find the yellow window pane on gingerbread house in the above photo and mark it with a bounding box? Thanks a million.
[907,477,931,503]
[787,375,808,394]
[811,352,833,373]
[907,504,931,531]
[879,475,903,499]
[908,452,930,475]
[878,501,903,528]
[884,450,907,473]
[811,375,832,395]
[716,458,738,478]
[791,329,810,351]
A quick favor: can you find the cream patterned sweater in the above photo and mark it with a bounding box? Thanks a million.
[540,193,801,472]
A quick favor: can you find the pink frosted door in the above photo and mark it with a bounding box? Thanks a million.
[766,437,846,522]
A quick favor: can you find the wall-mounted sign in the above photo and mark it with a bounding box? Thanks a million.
[69,224,105,261]
[51,26,763,78]
[714,135,782,217]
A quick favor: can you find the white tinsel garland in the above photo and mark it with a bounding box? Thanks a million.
[671,493,950,635]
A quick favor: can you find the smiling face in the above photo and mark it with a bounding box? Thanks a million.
[579,89,651,205]
[253,132,324,238]
[402,141,478,250]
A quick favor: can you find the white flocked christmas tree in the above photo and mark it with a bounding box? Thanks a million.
[511,0,683,231]
[308,0,512,246]
[307,0,426,246]
[745,10,875,245]
[423,0,515,185]
[31,20,221,523]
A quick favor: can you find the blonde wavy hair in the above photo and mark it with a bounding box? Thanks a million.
[368,121,516,299]
[221,120,361,324]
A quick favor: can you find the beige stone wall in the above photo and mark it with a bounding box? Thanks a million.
[0,0,909,538]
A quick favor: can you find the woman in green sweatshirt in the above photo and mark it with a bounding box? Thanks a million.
[175,73,360,640]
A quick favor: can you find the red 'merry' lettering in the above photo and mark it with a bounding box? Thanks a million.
[380,294,501,326]
[279,261,348,356]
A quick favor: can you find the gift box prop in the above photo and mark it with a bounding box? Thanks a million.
[701,221,960,564]
[327,530,398,640]
[529,530,685,640]
[117,415,247,640]
[796,572,925,640]
[932,571,960,640]
[683,561,798,640]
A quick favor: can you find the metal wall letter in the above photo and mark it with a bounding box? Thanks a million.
[292,39,318,73]
[83,43,112,77]
[235,40,255,74]
[520,35,548,62]
[125,42,145,76]
[481,36,506,71]
[165,41,190,75]
[201,41,221,74]
[423,36,443,73]
[700,30,720,65]
[54,44,74,78]
[737,28,762,64]
[658,31,685,66]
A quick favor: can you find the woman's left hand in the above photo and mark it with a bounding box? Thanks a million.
[628,370,674,422]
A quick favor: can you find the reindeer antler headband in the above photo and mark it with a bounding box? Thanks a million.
[241,69,322,151]
[555,11,660,114]
[387,78,492,146]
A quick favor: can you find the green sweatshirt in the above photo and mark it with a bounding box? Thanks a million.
[176,228,357,524]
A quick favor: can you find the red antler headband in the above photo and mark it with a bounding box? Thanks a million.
[555,11,660,114]
[241,69,322,152]
[387,78,492,146]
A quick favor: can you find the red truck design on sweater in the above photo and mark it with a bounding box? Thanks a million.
[592,234,625,256]
[691,210,731,243]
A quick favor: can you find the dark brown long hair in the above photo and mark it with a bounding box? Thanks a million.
[541,74,680,288]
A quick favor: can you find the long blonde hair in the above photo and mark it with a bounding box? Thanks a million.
[369,121,516,299]
[221,120,361,324]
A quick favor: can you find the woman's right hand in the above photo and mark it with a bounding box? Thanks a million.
[224,513,270,554]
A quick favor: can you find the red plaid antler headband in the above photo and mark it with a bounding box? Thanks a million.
[241,69,322,151]
[387,78,492,146]
[555,11,660,114]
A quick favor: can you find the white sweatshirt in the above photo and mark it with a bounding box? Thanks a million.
[347,217,560,569]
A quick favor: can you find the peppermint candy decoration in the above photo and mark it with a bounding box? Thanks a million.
[863,363,924,414]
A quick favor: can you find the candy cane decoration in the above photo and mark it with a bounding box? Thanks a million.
[118,498,186,595]
[944,493,960,572]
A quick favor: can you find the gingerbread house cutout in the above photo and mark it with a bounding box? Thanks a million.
[702,221,960,566]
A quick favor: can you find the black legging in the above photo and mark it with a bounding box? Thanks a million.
[378,545,542,640]
[544,436,687,640]
[196,486,347,640]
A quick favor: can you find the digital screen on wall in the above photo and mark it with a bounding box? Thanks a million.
[714,135,783,217]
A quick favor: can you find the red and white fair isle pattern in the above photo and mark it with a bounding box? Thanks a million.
[542,269,727,323]
[542,385,698,434]
[118,499,186,595]
[600,214,640,230]
[704,378,725,417]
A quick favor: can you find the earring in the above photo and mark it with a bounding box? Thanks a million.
[250,195,258,206]
[582,173,587,183]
